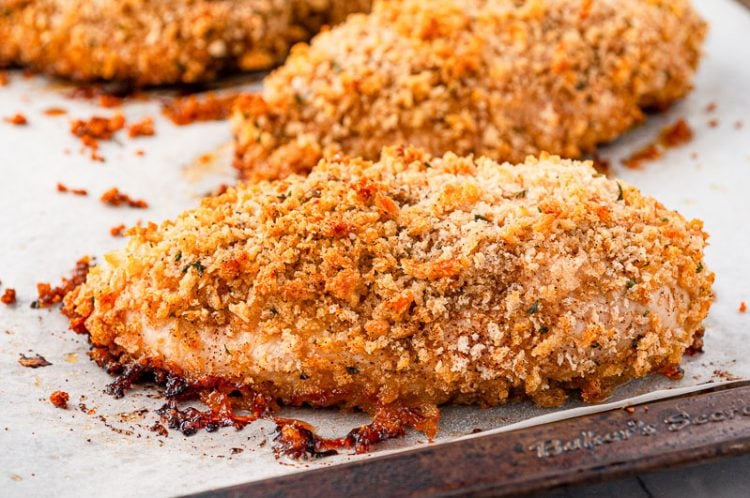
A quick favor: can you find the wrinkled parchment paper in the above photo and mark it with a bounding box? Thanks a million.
[1,0,749,495]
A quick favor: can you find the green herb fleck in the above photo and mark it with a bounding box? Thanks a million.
[331,60,342,73]
[527,301,539,314]
[617,182,624,201]
[660,217,669,222]
[346,366,359,375]
[474,214,489,222]
[696,262,703,274]
[269,306,278,315]
[539,326,549,334]
[626,278,636,290]
[224,345,232,355]
[514,190,527,199]
[175,251,182,262]
[424,162,432,169]
[294,93,305,105]
[277,192,288,201]
[643,310,651,317]
[184,261,206,276]
[591,341,600,349]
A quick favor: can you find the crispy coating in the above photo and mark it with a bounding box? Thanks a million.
[0,0,371,85]
[64,148,714,413]
[233,0,707,181]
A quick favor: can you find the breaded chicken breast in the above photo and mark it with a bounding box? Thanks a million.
[233,0,706,181]
[64,148,713,423]
[0,0,371,85]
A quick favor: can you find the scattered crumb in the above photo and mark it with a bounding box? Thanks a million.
[0,71,7,86]
[690,152,699,160]
[135,149,145,157]
[708,119,719,128]
[713,370,741,382]
[70,114,126,162]
[100,187,148,209]
[705,102,717,113]
[18,354,52,368]
[162,93,239,125]
[624,406,635,414]
[230,448,244,454]
[623,119,694,169]
[50,391,70,409]
[44,107,68,117]
[623,144,661,169]
[736,121,744,130]
[1,288,16,305]
[32,256,92,308]
[57,182,88,196]
[128,117,155,138]
[5,113,28,126]
[207,183,230,197]
[150,423,169,437]
[740,301,747,313]
[591,154,610,176]
[110,224,127,237]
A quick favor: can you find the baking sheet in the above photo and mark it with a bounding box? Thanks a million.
[1,0,749,495]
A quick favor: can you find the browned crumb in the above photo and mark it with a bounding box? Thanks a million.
[110,224,127,237]
[33,256,92,309]
[707,119,719,128]
[1,288,17,305]
[623,144,662,170]
[50,391,70,409]
[18,354,52,368]
[100,187,148,209]
[70,114,126,162]
[624,406,635,414]
[623,119,694,169]
[735,121,744,130]
[57,183,88,196]
[705,102,717,113]
[135,149,145,157]
[44,107,68,117]
[685,328,705,356]
[128,117,155,138]
[163,93,239,125]
[98,95,123,108]
[713,370,741,382]
[207,184,230,197]
[0,71,8,86]
[5,113,28,126]
[740,301,748,313]
[660,119,694,147]
[591,154,611,176]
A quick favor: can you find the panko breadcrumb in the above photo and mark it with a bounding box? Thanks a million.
[64,148,714,420]
[233,0,707,181]
[0,0,371,85]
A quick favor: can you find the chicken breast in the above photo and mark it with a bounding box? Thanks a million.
[64,148,714,431]
[232,0,707,181]
[0,0,371,85]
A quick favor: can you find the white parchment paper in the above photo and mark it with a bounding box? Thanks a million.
[1,0,749,496]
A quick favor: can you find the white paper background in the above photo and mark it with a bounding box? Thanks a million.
[1,0,749,496]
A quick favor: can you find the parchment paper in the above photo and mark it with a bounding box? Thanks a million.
[1,0,749,495]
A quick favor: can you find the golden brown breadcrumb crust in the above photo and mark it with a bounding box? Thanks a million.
[0,0,371,85]
[64,148,714,414]
[233,0,707,181]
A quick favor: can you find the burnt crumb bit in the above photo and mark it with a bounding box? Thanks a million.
[128,117,155,138]
[150,423,169,437]
[34,256,91,309]
[50,391,70,409]
[5,113,28,126]
[105,363,147,399]
[70,114,126,162]
[110,224,127,237]
[100,187,148,209]
[230,447,244,454]
[19,353,52,368]
[57,182,88,196]
[1,288,17,305]
[162,93,239,126]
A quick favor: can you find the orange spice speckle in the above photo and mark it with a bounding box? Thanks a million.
[741,301,748,313]
[100,187,148,209]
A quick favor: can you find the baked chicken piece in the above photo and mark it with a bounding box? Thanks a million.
[0,0,371,85]
[64,148,713,436]
[233,0,706,181]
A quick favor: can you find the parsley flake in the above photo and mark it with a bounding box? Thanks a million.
[474,214,489,222]
[527,301,539,314]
